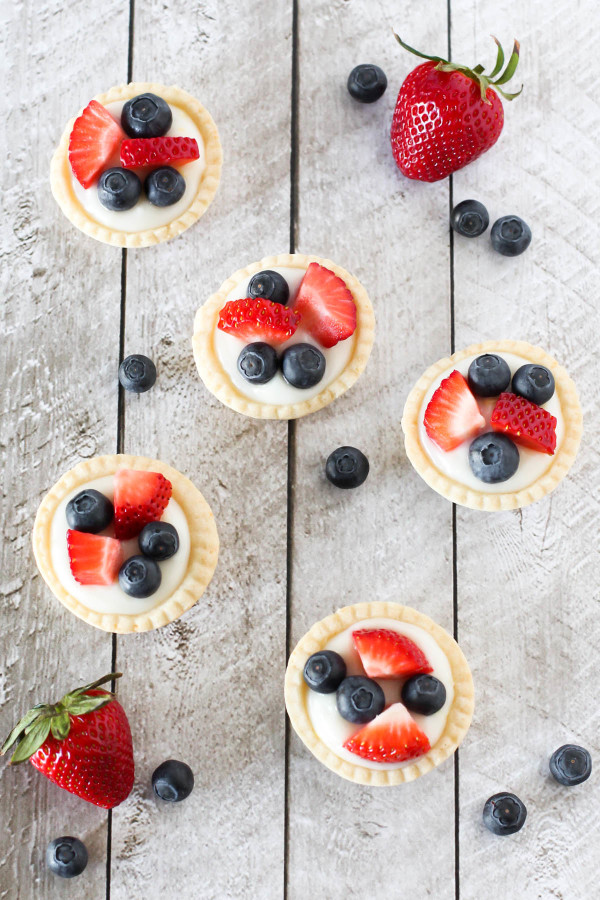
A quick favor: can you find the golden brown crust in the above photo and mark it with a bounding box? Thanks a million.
[401,340,583,510]
[284,602,474,785]
[32,455,219,633]
[192,253,375,420]
[50,83,222,248]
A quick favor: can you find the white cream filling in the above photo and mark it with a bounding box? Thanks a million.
[50,475,190,615]
[418,351,564,493]
[213,266,356,405]
[307,618,454,770]
[71,100,206,232]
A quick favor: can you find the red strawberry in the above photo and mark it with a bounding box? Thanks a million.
[67,530,123,585]
[491,392,557,455]
[353,629,433,679]
[344,702,431,764]
[68,100,125,188]
[424,369,485,451]
[292,262,356,348]
[120,136,199,168]
[218,297,301,344]
[390,35,522,182]
[1,673,134,809]
[113,469,172,540]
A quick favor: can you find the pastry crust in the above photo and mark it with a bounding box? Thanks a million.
[284,602,474,786]
[50,83,222,248]
[32,455,219,633]
[402,340,583,510]
[192,253,375,419]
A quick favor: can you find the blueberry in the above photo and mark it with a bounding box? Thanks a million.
[549,744,592,786]
[118,354,157,393]
[139,522,179,561]
[490,216,532,256]
[46,836,88,878]
[145,166,186,207]
[119,555,161,598]
[469,433,519,484]
[281,343,325,389]
[97,167,141,211]
[467,354,511,397]
[401,674,446,716]
[237,342,278,384]
[451,199,490,237]
[248,270,290,306]
[66,489,113,533]
[325,446,369,489]
[483,793,527,836]
[347,64,387,103]
[303,651,346,694]
[121,92,172,138]
[152,759,194,802]
[512,364,555,405]
[336,676,385,724]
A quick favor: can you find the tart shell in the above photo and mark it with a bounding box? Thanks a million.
[284,602,474,786]
[192,253,375,420]
[402,340,583,510]
[51,82,222,248]
[32,455,219,633]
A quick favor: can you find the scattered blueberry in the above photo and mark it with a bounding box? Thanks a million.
[347,64,388,103]
[121,92,172,138]
[303,651,347,694]
[46,836,88,878]
[118,354,157,393]
[66,489,113,533]
[483,793,527,836]
[512,364,555,405]
[336,676,385,724]
[119,555,161,598]
[237,342,278,384]
[248,270,290,306]
[281,343,326,389]
[490,215,532,256]
[97,167,142,211]
[469,433,519,484]
[139,522,179,561]
[401,674,447,716]
[145,166,186,207]
[325,446,369,489]
[152,759,195,802]
[549,744,592,786]
[451,199,489,237]
[467,354,511,397]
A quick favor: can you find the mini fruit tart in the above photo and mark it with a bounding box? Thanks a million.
[285,602,473,785]
[51,83,222,247]
[402,341,582,510]
[192,253,375,419]
[32,455,219,633]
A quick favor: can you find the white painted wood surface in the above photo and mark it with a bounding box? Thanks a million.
[1,1,599,899]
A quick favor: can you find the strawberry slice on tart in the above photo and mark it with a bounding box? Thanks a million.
[68,100,125,189]
[120,136,200,168]
[67,530,123,586]
[292,262,357,348]
[353,628,433,678]
[113,469,172,540]
[344,702,431,763]
[218,297,300,344]
[424,369,485,451]
[491,392,557,455]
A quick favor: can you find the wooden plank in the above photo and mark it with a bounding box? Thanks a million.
[109,2,292,898]
[0,1,129,897]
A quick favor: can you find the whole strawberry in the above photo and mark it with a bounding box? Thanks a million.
[1,673,134,809]
[390,34,522,182]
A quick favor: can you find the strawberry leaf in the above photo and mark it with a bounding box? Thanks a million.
[489,36,505,79]
[10,718,51,765]
[394,32,446,64]
[50,711,71,741]
[1,705,46,756]
[67,695,114,717]
[493,40,520,86]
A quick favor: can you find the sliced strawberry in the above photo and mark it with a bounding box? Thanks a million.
[344,703,431,764]
[68,100,125,189]
[218,297,300,344]
[491,392,557,455]
[113,469,172,540]
[67,530,123,586]
[353,629,433,679]
[424,369,485,451]
[292,262,356,348]
[120,136,199,169]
